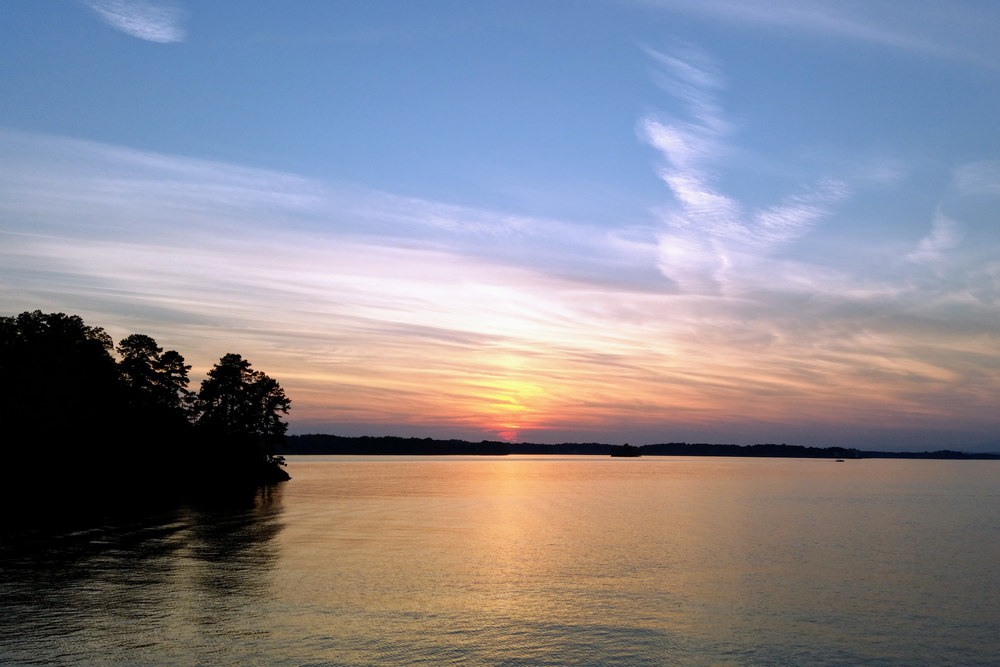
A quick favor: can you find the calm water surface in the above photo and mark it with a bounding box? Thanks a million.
[2,456,998,665]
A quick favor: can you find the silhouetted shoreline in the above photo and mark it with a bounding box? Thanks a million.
[1,310,293,533]
[286,434,1000,459]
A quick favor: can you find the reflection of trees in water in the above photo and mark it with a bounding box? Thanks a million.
[0,487,285,663]
[0,509,186,662]
[178,486,286,636]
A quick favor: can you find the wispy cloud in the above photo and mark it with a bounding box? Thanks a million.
[638,0,1000,67]
[907,212,961,264]
[639,46,847,292]
[953,161,1000,196]
[82,0,186,43]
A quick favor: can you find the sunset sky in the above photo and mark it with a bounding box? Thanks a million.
[3,1,1000,449]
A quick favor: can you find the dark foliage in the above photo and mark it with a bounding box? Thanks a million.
[1,311,121,503]
[194,353,291,485]
[639,442,864,458]
[287,434,511,455]
[0,311,291,519]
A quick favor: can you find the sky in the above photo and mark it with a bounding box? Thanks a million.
[2,1,1000,450]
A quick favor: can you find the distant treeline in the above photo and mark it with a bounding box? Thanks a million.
[640,443,999,459]
[286,435,999,459]
[288,435,612,455]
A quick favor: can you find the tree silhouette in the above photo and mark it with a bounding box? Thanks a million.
[0,311,123,501]
[115,333,195,473]
[118,334,193,417]
[1,311,291,513]
[196,353,290,482]
[0,310,118,446]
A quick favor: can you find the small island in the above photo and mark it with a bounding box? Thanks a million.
[0,310,292,524]
[610,443,642,457]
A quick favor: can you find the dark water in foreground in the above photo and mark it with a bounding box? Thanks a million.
[2,456,998,665]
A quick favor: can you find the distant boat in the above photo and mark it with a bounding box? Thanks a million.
[835,459,845,462]
[610,443,641,457]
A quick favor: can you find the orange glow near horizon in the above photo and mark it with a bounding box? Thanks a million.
[64,224,999,447]
[267,310,1000,445]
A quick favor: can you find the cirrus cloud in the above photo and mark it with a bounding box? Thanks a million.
[639,46,848,293]
[83,0,186,43]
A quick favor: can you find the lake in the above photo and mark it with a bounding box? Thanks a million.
[2,456,998,665]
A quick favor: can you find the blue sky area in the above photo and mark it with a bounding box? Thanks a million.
[3,1,999,450]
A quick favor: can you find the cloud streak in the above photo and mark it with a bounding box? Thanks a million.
[907,213,961,265]
[83,0,186,43]
[640,0,1000,67]
[639,47,847,293]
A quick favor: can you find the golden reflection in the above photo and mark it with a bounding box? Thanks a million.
[445,459,570,624]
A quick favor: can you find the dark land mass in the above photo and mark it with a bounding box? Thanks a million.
[287,434,608,456]
[1,311,293,534]
[287,434,1000,460]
